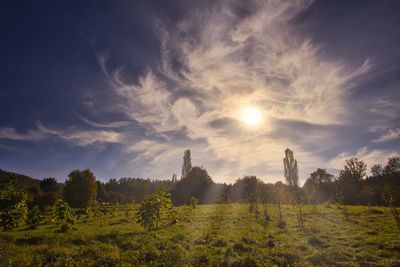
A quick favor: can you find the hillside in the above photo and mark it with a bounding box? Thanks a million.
[0,168,40,189]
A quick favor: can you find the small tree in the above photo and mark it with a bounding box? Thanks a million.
[53,199,76,232]
[382,184,400,230]
[27,206,42,229]
[337,158,366,205]
[0,175,27,231]
[125,202,137,217]
[276,201,285,228]
[137,191,176,231]
[263,205,271,226]
[283,148,303,231]
[335,191,349,221]
[190,196,198,209]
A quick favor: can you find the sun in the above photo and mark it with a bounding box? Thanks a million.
[241,106,263,126]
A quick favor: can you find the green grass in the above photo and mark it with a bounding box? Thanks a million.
[1,204,399,266]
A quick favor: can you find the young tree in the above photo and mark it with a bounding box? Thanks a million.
[283,148,303,231]
[336,158,366,205]
[335,191,349,221]
[53,199,76,232]
[0,175,27,231]
[125,202,137,217]
[190,196,198,209]
[381,157,400,229]
[63,169,97,208]
[382,185,400,230]
[27,206,42,229]
[137,191,176,231]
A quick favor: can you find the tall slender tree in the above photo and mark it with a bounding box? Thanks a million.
[181,149,192,179]
[283,148,303,231]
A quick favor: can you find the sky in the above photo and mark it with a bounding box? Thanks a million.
[1,0,399,183]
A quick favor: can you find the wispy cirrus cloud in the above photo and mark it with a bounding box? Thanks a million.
[2,0,397,182]
[96,0,376,181]
[74,112,131,128]
[0,122,122,147]
[373,128,400,143]
[0,127,46,141]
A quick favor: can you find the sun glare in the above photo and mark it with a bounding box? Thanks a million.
[241,106,262,126]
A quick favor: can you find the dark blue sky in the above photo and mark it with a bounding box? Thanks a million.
[1,0,399,183]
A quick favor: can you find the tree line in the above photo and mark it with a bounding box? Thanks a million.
[2,156,400,209]
[1,154,399,231]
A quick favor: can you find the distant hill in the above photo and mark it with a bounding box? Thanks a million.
[0,168,40,189]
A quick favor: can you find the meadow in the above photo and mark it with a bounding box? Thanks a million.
[0,203,399,267]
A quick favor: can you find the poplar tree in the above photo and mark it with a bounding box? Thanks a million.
[283,148,303,231]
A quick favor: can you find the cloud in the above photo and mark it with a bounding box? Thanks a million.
[372,128,400,143]
[96,0,373,180]
[37,123,123,146]
[4,1,386,182]
[329,147,398,173]
[75,112,131,128]
[0,123,122,147]
[0,127,46,141]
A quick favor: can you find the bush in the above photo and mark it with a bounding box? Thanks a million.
[125,202,137,217]
[53,199,76,232]
[0,177,28,231]
[137,191,176,231]
[190,196,198,209]
[27,206,42,229]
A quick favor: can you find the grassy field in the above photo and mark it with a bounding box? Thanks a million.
[0,204,399,266]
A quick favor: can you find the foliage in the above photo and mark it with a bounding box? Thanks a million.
[283,148,303,231]
[62,169,97,208]
[181,149,192,179]
[125,202,137,217]
[96,181,108,204]
[229,176,262,203]
[335,192,349,221]
[382,184,400,229]
[40,177,60,207]
[337,158,366,205]
[137,191,176,231]
[190,196,198,209]
[40,178,59,194]
[0,175,28,231]
[104,178,174,204]
[27,206,42,229]
[171,167,216,205]
[303,168,335,204]
[53,199,76,232]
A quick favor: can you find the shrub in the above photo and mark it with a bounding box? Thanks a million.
[27,205,42,229]
[190,196,198,209]
[53,199,76,232]
[0,176,28,231]
[137,191,176,231]
[125,202,137,217]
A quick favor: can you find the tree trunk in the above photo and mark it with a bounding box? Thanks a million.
[295,188,304,231]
